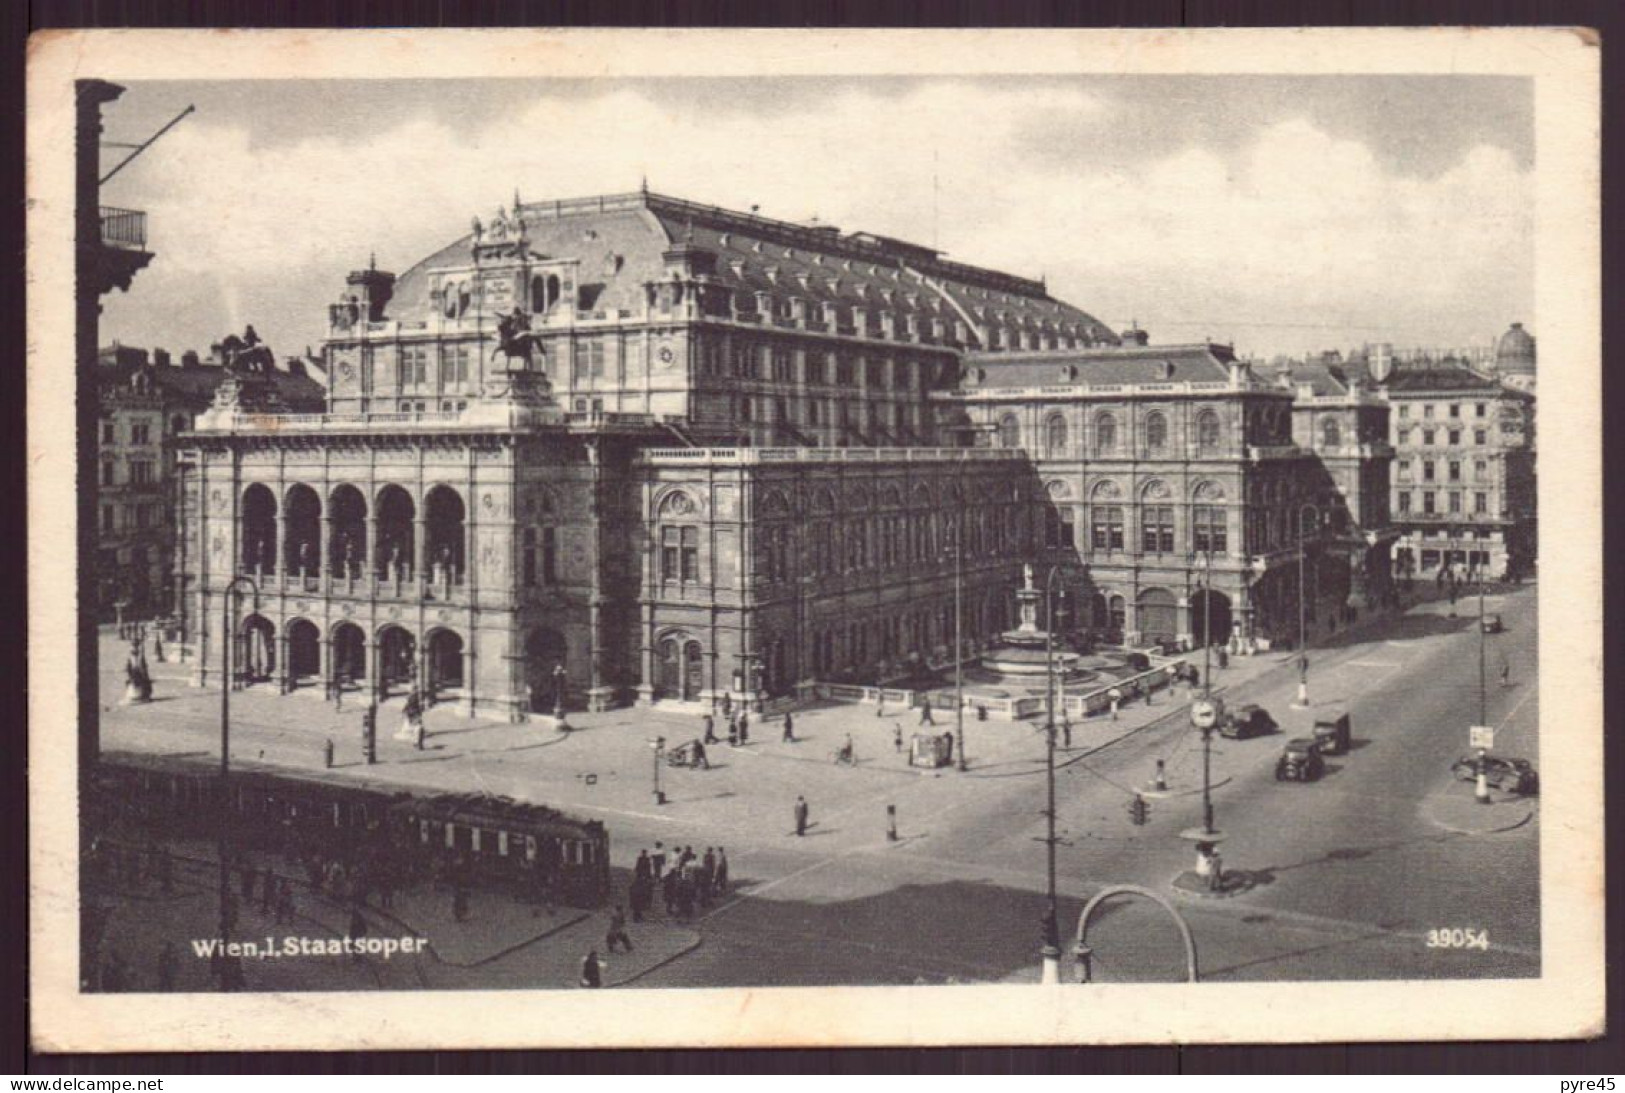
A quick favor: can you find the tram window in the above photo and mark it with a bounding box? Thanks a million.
[471,827,481,853]
[498,831,509,857]
[445,824,456,850]
[526,835,538,861]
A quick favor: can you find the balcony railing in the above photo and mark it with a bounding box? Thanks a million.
[99,206,148,250]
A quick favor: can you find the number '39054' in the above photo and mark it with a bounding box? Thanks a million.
[1426,927,1489,950]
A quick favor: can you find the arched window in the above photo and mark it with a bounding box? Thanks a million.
[1046,414,1068,456]
[998,414,1021,450]
[1196,410,1222,453]
[1094,413,1118,454]
[1145,411,1168,451]
[1321,417,1342,448]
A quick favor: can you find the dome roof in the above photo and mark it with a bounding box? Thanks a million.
[1495,322,1536,372]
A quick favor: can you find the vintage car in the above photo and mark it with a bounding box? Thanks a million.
[1219,703,1276,740]
[1275,737,1326,782]
[1312,713,1353,756]
[1481,614,1505,634]
[1451,754,1538,795]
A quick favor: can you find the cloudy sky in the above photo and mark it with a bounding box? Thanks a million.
[98,75,1533,361]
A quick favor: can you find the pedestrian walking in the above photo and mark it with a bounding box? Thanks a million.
[714,846,729,895]
[651,841,667,880]
[727,715,740,746]
[794,795,810,837]
[692,738,711,769]
[634,848,651,886]
[738,712,750,745]
[579,949,603,989]
[782,712,796,742]
[702,714,717,744]
[629,873,650,923]
[605,906,634,953]
[324,737,335,769]
[919,701,935,726]
[156,941,178,992]
[893,722,904,753]
[661,868,678,915]
[1061,713,1072,749]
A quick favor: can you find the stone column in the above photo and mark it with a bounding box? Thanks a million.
[413,515,427,588]
[460,645,476,718]
[321,515,334,591]
[368,635,382,703]
[320,636,334,694]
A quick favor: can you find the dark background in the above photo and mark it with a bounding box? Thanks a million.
[9,0,1622,1076]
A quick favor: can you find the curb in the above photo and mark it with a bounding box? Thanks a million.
[608,932,705,988]
[1422,794,1536,837]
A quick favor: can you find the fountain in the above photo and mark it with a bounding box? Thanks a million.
[980,564,1084,681]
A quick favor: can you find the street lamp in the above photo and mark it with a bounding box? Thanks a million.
[951,523,966,771]
[217,573,258,990]
[1040,563,1064,984]
[1196,548,1217,835]
[1292,503,1321,709]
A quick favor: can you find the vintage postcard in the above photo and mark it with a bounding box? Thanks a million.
[26,27,1602,1051]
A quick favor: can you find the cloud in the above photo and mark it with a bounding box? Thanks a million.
[102,81,1531,359]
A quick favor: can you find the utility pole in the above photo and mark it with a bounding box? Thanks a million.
[1040,565,1062,983]
[1293,504,1319,709]
[217,574,258,990]
[953,524,966,771]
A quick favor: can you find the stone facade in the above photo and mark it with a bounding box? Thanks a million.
[174,188,1398,719]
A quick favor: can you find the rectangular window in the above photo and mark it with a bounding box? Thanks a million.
[771,347,792,382]
[1474,429,1487,445]
[661,528,678,581]
[1423,461,1435,482]
[1449,492,1462,514]
[1448,461,1461,482]
[1397,459,1411,478]
[805,354,826,385]
[1398,405,1410,419]
[1192,505,1227,553]
[1423,491,1436,514]
[1474,460,1488,480]
[1474,492,1488,514]
[1397,428,1411,445]
[1476,403,1487,418]
[836,354,855,386]
[1059,515,1074,550]
[1422,429,1435,446]
[1141,505,1174,554]
[101,421,115,444]
[1424,405,1435,419]
[1449,404,1461,418]
[522,528,537,588]
[730,341,751,378]
[101,504,114,532]
[1398,493,1411,514]
[1448,429,1461,446]
[1092,506,1124,552]
[542,528,557,584]
[101,461,115,486]
[680,527,699,582]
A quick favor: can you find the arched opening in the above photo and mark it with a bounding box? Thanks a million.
[331,622,366,690]
[1190,589,1233,649]
[1137,587,1178,645]
[1107,594,1126,639]
[1196,410,1222,453]
[377,625,417,699]
[375,485,416,580]
[1046,414,1068,456]
[1321,417,1342,448]
[237,614,276,685]
[1094,413,1117,454]
[282,484,322,579]
[525,627,567,713]
[654,633,705,702]
[998,413,1021,449]
[240,484,277,575]
[285,618,321,687]
[424,486,467,586]
[1145,411,1168,452]
[328,484,367,579]
[426,629,465,699]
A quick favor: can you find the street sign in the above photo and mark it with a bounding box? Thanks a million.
[1469,725,1495,750]
[1191,697,1222,730]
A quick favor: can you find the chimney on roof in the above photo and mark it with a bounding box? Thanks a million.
[182,350,201,369]
[153,347,172,368]
[1121,323,1149,347]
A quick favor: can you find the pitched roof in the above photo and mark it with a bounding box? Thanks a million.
[1380,364,1505,393]
[961,343,1253,388]
[387,190,1116,348]
[99,358,327,412]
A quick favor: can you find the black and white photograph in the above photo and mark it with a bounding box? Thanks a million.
[26,27,1602,1051]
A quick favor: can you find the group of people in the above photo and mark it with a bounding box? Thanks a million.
[628,842,729,923]
[700,709,752,748]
